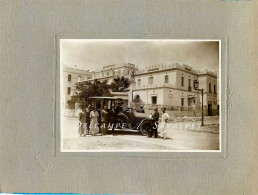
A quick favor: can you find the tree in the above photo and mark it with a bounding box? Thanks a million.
[110,76,131,92]
[71,80,112,110]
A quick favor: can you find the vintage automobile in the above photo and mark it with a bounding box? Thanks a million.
[88,97,152,135]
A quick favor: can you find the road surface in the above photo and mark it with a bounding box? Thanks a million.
[61,117,219,151]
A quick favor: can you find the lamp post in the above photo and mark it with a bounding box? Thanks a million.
[194,80,204,126]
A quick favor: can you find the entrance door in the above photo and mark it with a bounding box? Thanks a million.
[208,104,212,116]
[188,98,192,106]
[152,96,157,104]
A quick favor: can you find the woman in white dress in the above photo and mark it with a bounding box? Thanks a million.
[90,107,99,136]
[159,107,170,140]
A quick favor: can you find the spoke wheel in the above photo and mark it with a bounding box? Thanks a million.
[140,120,152,135]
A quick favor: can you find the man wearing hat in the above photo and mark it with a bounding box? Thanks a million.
[148,107,159,138]
[115,101,129,128]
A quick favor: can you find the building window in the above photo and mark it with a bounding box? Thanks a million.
[68,74,71,82]
[67,87,71,95]
[165,75,169,83]
[138,79,141,86]
[193,80,195,89]
[188,79,191,91]
[107,71,109,76]
[181,98,184,106]
[149,76,153,85]
[152,96,157,104]
[209,83,212,93]
[78,76,81,82]
[214,85,216,94]
[181,77,184,87]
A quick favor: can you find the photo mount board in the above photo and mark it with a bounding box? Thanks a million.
[1,1,256,193]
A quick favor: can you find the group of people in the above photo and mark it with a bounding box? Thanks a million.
[78,102,128,136]
[78,105,98,136]
[78,103,170,140]
[148,107,170,140]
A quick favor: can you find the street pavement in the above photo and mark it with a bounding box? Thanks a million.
[61,117,219,151]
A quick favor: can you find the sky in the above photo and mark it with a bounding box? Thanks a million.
[60,39,220,73]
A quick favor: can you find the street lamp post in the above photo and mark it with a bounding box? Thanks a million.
[194,80,204,126]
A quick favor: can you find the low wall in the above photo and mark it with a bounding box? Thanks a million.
[168,115,219,123]
[63,109,81,118]
[144,106,218,117]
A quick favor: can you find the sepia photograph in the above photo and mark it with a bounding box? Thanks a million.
[60,39,221,152]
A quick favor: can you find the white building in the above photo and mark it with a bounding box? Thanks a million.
[132,63,218,115]
[63,66,93,116]
[86,62,138,84]
[66,62,219,116]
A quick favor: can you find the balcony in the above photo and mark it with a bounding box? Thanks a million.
[133,83,175,90]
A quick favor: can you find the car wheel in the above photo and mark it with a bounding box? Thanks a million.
[140,120,152,135]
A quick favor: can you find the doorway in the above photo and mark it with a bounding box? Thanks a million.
[208,104,212,116]
[152,96,157,104]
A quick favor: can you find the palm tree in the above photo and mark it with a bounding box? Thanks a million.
[110,76,131,92]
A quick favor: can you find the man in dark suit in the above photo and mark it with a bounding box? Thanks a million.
[148,107,159,138]
[115,101,129,129]
[115,102,123,115]
[109,104,116,135]
[85,105,91,135]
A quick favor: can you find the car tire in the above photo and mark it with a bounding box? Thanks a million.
[140,120,152,136]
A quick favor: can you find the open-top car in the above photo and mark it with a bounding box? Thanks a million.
[88,97,152,135]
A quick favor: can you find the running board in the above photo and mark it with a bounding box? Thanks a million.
[107,128,139,132]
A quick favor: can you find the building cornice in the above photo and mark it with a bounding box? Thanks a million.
[198,74,217,79]
[135,67,199,77]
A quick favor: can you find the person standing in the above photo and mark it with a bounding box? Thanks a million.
[109,105,116,135]
[89,107,99,136]
[85,105,91,135]
[159,107,170,140]
[101,106,108,135]
[148,107,159,138]
[78,110,86,136]
[192,104,196,117]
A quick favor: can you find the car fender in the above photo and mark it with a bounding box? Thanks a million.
[136,118,152,130]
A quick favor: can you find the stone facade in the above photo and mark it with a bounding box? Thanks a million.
[65,62,219,116]
[132,63,218,115]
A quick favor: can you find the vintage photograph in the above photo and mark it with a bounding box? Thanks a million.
[60,39,220,152]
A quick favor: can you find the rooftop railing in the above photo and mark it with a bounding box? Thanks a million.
[135,63,203,75]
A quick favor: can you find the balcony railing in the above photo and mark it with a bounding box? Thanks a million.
[135,63,202,75]
[145,104,204,112]
[133,83,175,90]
